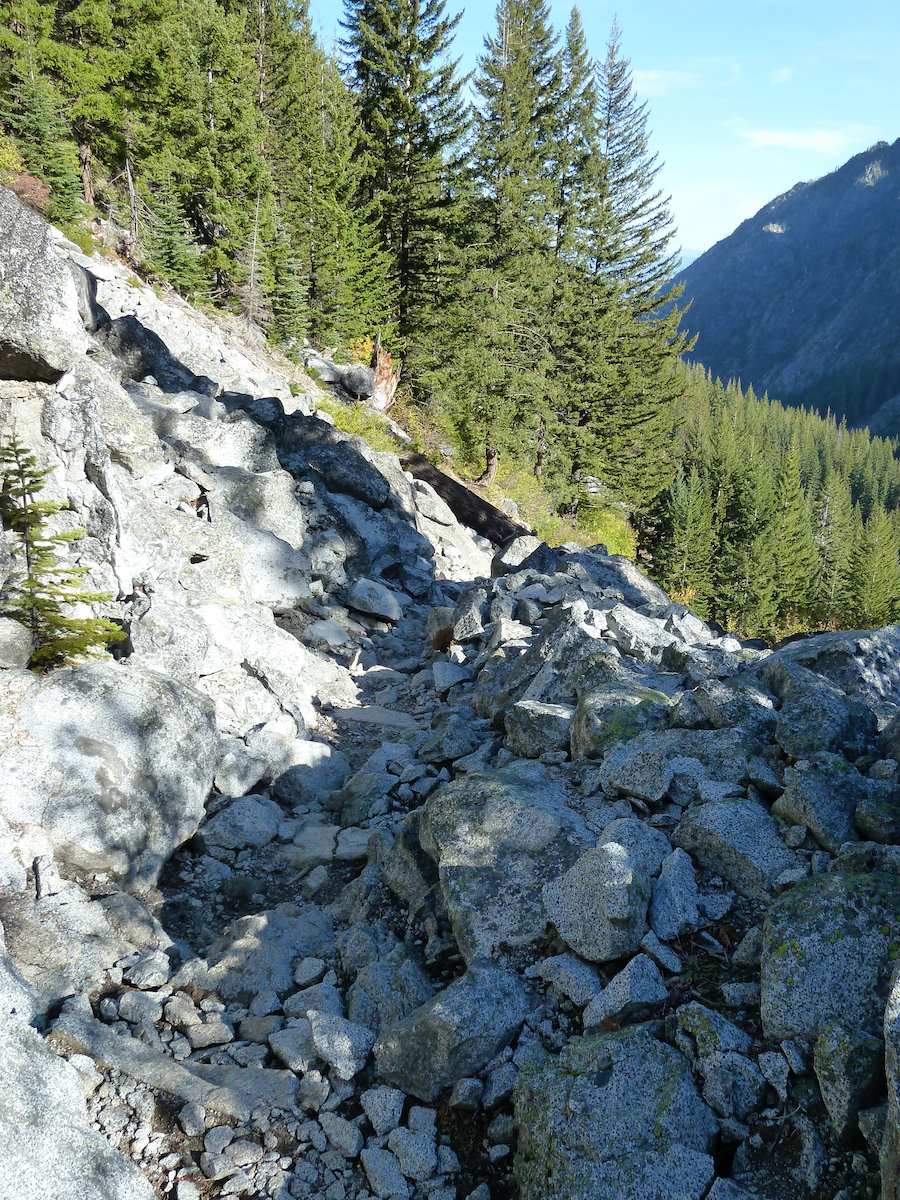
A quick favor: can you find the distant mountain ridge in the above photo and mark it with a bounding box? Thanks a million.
[674,138,900,430]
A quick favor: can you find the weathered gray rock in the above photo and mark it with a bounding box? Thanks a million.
[761,872,900,1040]
[452,587,489,642]
[527,953,602,1006]
[771,753,865,854]
[432,660,472,693]
[673,798,796,902]
[309,1010,375,1080]
[346,577,402,623]
[0,616,33,668]
[514,1026,718,1200]
[201,795,281,852]
[491,536,545,577]
[177,903,332,1002]
[882,959,900,1200]
[504,699,573,758]
[387,1126,438,1180]
[813,1020,883,1140]
[599,744,674,805]
[675,1003,752,1062]
[361,1148,409,1200]
[583,954,667,1027]
[419,766,594,961]
[0,1017,156,1200]
[361,1085,406,1136]
[51,1009,297,1120]
[697,1051,766,1120]
[772,626,900,728]
[570,683,671,760]
[282,415,391,509]
[604,604,680,664]
[347,952,437,1034]
[758,656,877,760]
[542,836,651,964]
[0,190,92,381]
[417,716,485,764]
[650,848,700,940]
[0,662,218,889]
[374,961,531,1101]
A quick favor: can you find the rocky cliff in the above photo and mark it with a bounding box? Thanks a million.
[676,137,900,429]
[2,185,900,1200]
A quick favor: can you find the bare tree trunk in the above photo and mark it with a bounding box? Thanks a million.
[125,157,138,248]
[534,415,546,479]
[479,445,499,486]
[79,142,94,206]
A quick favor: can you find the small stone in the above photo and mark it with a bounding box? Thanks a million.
[649,848,700,940]
[527,953,602,1006]
[122,948,171,989]
[640,930,682,973]
[361,1086,406,1136]
[732,927,764,967]
[179,1101,207,1137]
[386,1128,438,1180]
[758,1051,791,1101]
[406,1106,436,1133]
[309,1010,375,1080]
[486,1113,516,1145]
[360,1148,410,1199]
[319,1112,364,1158]
[205,1125,235,1155]
[482,1062,518,1109]
[294,957,327,988]
[721,982,760,1008]
[780,1039,807,1075]
[448,1078,483,1111]
[268,1022,318,1073]
[186,1021,234,1049]
[583,953,667,1027]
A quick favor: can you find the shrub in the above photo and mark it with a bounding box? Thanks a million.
[0,438,126,669]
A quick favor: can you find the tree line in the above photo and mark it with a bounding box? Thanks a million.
[645,366,900,637]
[3,0,900,636]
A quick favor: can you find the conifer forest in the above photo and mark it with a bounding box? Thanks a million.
[2,0,899,639]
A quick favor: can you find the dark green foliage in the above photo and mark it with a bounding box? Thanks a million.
[0,439,125,669]
[144,169,204,292]
[643,365,900,637]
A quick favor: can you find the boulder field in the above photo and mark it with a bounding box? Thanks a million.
[2,184,900,1200]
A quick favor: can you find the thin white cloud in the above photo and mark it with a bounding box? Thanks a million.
[738,123,878,155]
[632,69,699,97]
[770,67,792,84]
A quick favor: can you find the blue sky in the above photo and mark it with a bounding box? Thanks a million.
[310,0,900,256]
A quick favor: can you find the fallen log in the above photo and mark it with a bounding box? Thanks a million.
[401,452,531,547]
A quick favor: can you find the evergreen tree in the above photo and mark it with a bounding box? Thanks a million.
[811,468,855,627]
[769,436,819,627]
[0,438,125,669]
[341,0,469,356]
[594,17,679,311]
[266,0,394,344]
[436,0,558,482]
[846,504,900,629]
[653,464,714,613]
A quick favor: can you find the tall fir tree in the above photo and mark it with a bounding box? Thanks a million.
[769,436,819,628]
[435,0,558,482]
[341,0,469,358]
[594,17,680,311]
[846,504,900,629]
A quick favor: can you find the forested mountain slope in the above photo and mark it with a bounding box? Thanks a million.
[675,138,900,429]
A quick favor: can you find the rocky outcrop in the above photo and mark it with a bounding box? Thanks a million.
[2,184,900,1200]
